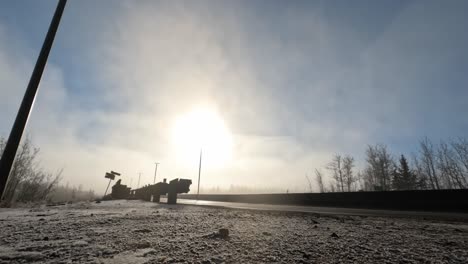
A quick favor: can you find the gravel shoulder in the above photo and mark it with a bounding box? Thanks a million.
[0,200,467,263]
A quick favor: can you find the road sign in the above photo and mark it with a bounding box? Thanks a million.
[110,171,121,176]
[105,173,115,180]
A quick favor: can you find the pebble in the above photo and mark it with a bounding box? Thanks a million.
[219,228,229,238]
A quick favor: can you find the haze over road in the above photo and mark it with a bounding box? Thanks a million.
[178,199,468,222]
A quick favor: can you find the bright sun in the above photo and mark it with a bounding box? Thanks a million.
[171,107,233,167]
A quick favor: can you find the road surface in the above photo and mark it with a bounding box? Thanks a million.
[2,200,467,263]
[178,198,468,222]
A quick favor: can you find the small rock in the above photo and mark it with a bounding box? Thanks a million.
[43,236,49,241]
[134,228,152,233]
[443,240,457,247]
[95,200,101,204]
[330,232,339,238]
[211,256,224,263]
[133,240,151,249]
[218,228,229,238]
[73,240,89,246]
[157,256,167,262]
[313,225,318,229]
[262,231,271,236]
[142,249,157,257]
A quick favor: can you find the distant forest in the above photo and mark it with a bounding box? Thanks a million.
[312,137,468,193]
[199,185,285,195]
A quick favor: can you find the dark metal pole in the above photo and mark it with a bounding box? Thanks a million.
[104,179,112,197]
[197,148,202,200]
[0,0,67,200]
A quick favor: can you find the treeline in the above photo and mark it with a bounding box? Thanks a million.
[0,136,96,206]
[313,137,468,192]
[199,185,284,194]
[49,184,96,203]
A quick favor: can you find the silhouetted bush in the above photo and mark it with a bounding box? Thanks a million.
[0,136,61,207]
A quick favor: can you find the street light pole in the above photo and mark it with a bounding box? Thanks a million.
[137,172,142,189]
[153,162,159,184]
[0,0,67,200]
[197,148,202,200]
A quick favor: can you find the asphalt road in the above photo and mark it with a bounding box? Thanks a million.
[178,199,468,222]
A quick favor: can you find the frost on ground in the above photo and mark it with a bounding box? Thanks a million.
[0,200,467,263]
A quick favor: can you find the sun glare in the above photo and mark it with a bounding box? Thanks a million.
[171,107,233,167]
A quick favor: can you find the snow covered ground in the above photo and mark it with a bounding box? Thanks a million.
[0,200,467,263]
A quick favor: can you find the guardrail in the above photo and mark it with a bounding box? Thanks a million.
[179,189,468,212]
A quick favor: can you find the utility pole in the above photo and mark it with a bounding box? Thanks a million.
[153,162,159,184]
[0,0,67,200]
[137,172,142,189]
[197,148,202,200]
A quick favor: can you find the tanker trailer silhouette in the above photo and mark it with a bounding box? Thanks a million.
[121,178,192,204]
[110,179,131,199]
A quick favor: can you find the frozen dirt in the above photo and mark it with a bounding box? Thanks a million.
[0,200,467,263]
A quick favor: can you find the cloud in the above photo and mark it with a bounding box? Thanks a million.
[1,0,467,193]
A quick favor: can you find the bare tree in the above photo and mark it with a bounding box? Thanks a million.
[436,141,462,189]
[355,170,364,191]
[0,136,62,206]
[315,169,325,193]
[360,167,375,191]
[342,155,356,191]
[364,146,379,191]
[412,153,428,190]
[16,169,62,202]
[414,138,468,190]
[450,138,468,188]
[315,137,468,192]
[1,137,38,203]
[305,174,313,192]
[327,154,344,192]
[364,144,394,191]
[419,138,440,190]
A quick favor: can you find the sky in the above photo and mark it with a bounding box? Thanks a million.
[1,0,468,194]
